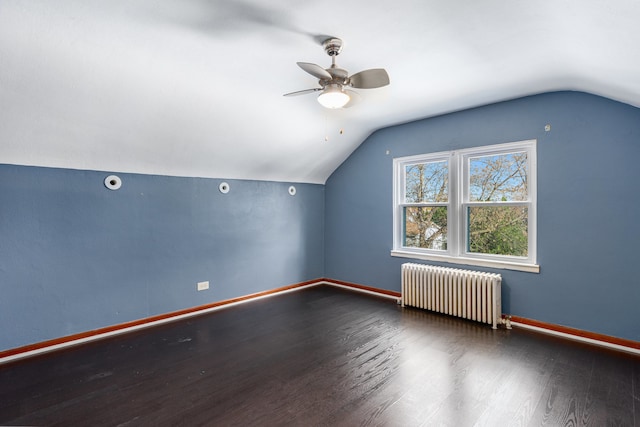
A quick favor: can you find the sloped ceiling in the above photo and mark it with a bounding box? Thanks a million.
[1,0,639,184]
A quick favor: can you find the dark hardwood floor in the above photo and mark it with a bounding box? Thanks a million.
[1,285,638,426]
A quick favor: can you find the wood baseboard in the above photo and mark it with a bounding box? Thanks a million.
[508,315,640,355]
[321,278,402,299]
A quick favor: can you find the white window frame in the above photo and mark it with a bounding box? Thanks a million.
[392,140,539,273]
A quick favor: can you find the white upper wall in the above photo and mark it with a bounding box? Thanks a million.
[1,0,639,184]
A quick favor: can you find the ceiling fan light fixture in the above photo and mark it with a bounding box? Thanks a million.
[317,85,350,109]
[284,37,388,109]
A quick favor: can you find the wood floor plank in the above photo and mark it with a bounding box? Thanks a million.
[1,285,638,426]
[583,350,637,426]
[472,339,556,427]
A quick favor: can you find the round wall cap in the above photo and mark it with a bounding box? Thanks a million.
[104,175,122,190]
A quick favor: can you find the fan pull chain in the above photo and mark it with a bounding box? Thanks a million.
[324,114,328,142]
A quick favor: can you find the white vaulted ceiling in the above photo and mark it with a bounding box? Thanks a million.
[1,0,639,184]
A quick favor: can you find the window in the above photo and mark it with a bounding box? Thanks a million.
[392,140,538,272]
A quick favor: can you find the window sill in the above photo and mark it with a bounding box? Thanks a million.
[390,250,540,273]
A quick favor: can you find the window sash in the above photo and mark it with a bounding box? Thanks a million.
[402,158,450,204]
[463,202,530,259]
[402,206,448,251]
[466,151,529,202]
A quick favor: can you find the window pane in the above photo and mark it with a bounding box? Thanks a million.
[403,207,447,250]
[469,152,527,202]
[467,206,528,256]
[405,161,448,203]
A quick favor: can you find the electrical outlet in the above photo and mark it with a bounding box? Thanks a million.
[197,281,209,291]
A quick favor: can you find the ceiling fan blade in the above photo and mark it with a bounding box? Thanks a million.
[343,89,361,108]
[349,68,390,89]
[297,62,332,80]
[283,88,322,97]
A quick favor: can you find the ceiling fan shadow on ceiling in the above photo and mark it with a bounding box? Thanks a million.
[284,38,390,109]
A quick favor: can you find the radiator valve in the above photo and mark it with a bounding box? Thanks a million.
[500,315,513,330]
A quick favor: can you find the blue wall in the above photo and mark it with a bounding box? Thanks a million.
[2,91,639,352]
[0,166,324,351]
[325,91,640,342]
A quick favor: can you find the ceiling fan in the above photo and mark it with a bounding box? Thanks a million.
[284,37,390,109]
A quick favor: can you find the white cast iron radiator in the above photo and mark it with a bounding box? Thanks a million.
[401,263,503,329]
